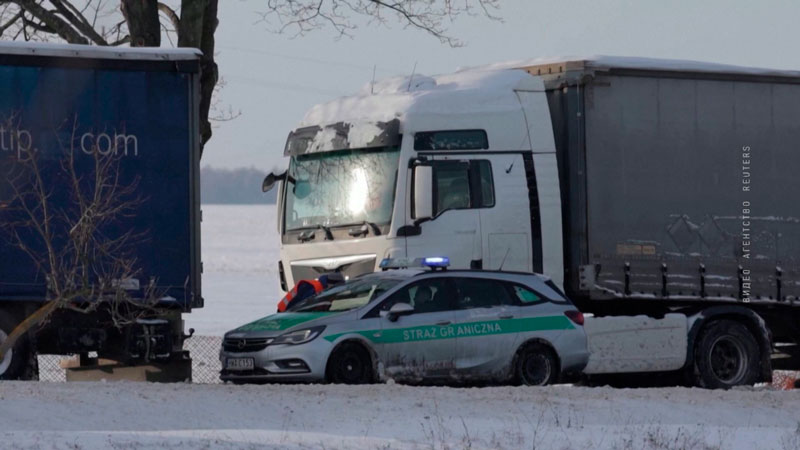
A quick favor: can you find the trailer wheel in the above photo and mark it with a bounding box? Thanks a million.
[0,310,35,380]
[694,319,760,389]
[326,342,374,384]
[516,343,558,386]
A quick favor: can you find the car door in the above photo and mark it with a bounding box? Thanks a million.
[369,277,458,380]
[451,276,521,378]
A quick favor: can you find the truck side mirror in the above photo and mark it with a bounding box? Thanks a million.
[262,171,286,193]
[413,165,433,221]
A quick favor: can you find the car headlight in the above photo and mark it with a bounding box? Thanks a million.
[271,326,326,345]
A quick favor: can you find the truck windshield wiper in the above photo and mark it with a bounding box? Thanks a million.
[337,221,382,237]
[293,224,334,241]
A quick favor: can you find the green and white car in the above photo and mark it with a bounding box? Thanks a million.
[220,259,589,385]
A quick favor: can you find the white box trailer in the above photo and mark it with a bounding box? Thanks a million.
[267,56,800,387]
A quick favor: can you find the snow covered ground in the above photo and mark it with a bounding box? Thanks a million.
[12,205,800,449]
[2,381,800,449]
[184,204,283,336]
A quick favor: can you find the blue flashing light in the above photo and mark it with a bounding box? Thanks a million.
[422,256,450,268]
[379,256,450,271]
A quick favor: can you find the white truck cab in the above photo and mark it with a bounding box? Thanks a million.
[273,69,563,291]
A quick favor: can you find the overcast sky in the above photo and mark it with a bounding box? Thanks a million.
[204,0,800,171]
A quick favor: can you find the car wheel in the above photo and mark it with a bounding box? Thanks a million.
[0,310,35,381]
[516,343,558,386]
[694,319,760,389]
[327,342,373,384]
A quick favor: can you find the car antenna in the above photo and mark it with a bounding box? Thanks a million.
[371,64,376,95]
[498,247,512,271]
[407,61,417,92]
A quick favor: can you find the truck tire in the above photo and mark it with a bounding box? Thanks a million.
[0,310,35,380]
[694,319,760,389]
[516,343,558,386]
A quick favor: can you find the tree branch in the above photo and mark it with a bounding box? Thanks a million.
[0,9,23,35]
[259,0,502,47]
[157,2,179,31]
[13,0,89,44]
[49,0,108,45]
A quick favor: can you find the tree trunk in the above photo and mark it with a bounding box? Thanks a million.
[179,0,218,155]
[121,0,160,47]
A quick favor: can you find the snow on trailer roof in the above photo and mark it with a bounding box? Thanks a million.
[463,55,800,79]
[294,55,800,152]
[0,41,201,61]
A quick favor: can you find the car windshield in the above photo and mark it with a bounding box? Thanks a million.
[284,146,400,232]
[287,277,402,313]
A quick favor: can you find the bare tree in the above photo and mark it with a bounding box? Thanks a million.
[0,1,500,155]
[0,116,166,362]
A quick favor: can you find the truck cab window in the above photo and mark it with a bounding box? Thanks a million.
[431,160,494,215]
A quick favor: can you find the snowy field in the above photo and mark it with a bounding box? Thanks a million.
[8,205,800,449]
[2,381,800,449]
[184,204,283,336]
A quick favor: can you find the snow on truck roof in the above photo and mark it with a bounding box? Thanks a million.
[466,55,800,79]
[299,55,800,129]
[0,41,201,61]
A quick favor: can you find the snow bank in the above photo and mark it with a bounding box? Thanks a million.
[1,381,799,449]
[184,205,281,336]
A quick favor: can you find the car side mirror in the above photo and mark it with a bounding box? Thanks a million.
[413,165,433,221]
[386,302,414,322]
[262,171,286,193]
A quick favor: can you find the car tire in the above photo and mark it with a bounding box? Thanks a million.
[326,342,373,385]
[0,309,35,381]
[516,343,558,386]
[694,319,760,389]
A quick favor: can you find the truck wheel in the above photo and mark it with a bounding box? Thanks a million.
[326,342,373,384]
[694,320,760,389]
[0,310,34,380]
[516,343,558,386]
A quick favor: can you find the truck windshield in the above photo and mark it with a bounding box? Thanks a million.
[287,277,401,312]
[284,146,400,232]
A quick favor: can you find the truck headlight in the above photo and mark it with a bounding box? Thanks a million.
[271,326,326,345]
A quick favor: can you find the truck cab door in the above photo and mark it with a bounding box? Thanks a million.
[404,158,483,269]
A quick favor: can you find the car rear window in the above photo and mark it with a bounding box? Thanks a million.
[510,285,542,304]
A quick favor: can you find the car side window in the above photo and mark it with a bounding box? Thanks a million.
[507,284,543,304]
[376,278,456,315]
[453,277,514,309]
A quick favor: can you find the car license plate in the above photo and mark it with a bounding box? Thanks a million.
[226,357,254,371]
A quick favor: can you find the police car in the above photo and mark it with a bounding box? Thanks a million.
[220,258,589,385]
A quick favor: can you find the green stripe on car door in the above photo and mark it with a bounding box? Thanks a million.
[323,315,573,344]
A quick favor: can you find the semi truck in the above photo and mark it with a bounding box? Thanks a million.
[0,42,202,380]
[265,56,800,388]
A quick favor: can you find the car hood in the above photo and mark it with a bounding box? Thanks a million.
[225,311,345,338]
